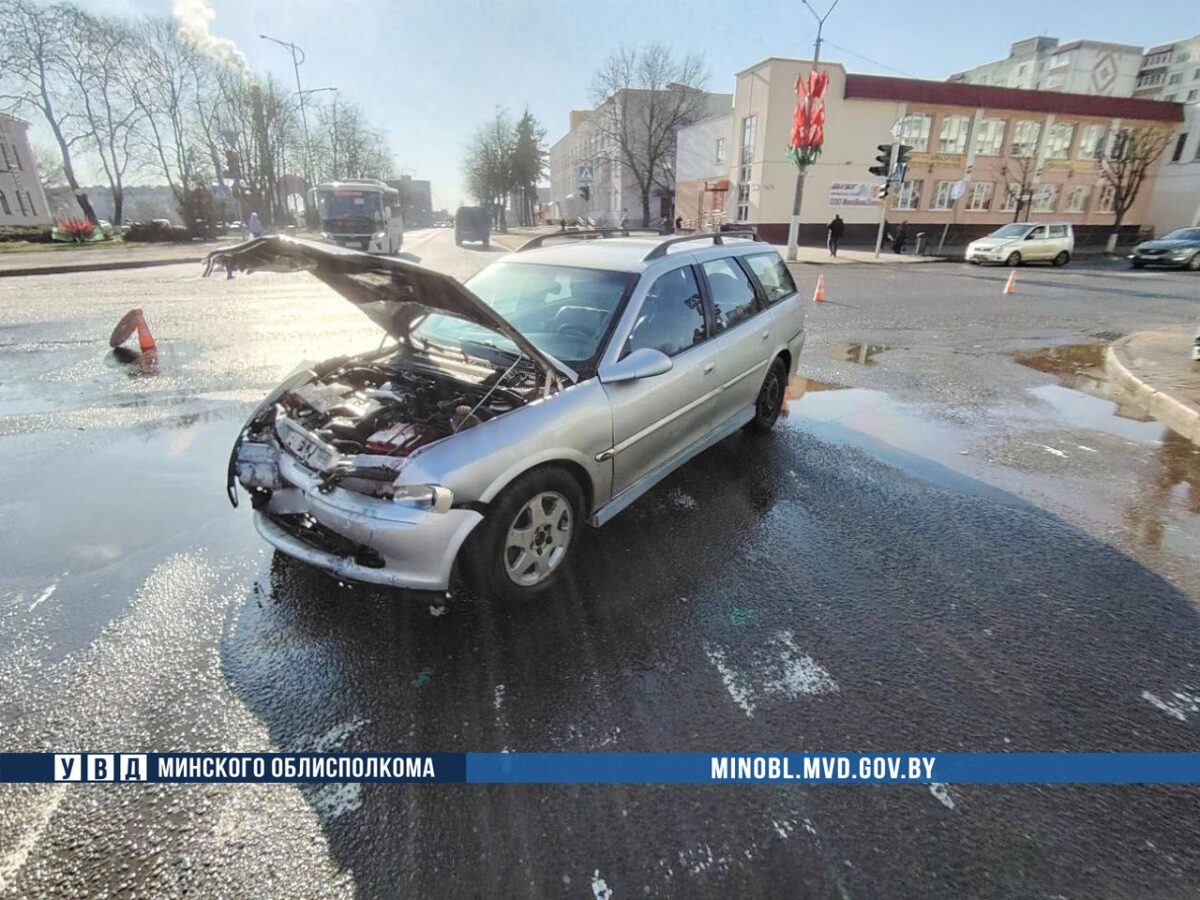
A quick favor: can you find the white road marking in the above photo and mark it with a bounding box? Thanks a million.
[493,684,505,711]
[591,870,613,899]
[28,583,57,613]
[705,630,838,717]
[930,783,956,810]
[1141,689,1199,722]
[1041,445,1068,458]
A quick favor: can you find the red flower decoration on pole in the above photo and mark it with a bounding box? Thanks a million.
[788,68,829,168]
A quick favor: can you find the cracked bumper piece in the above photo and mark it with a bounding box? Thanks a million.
[256,454,483,591]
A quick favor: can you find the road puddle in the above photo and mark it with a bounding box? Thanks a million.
[831,342,890,366]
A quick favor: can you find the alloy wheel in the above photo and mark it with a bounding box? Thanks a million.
[504,491,573,586]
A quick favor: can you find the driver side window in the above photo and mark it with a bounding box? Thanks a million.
[624,267,706,358]
[1028,226,1047,240]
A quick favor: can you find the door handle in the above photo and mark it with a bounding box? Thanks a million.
[761,329,771,342]
[703,362,716,375]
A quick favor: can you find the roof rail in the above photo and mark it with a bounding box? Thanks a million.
[515,227,666,253]
[641,230,760,261]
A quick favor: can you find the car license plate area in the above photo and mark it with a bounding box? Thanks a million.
[276,418,338,473]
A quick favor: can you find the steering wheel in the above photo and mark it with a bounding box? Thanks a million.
[556,322,593,341]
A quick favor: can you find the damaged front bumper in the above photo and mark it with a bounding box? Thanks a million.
[253,449,482,592]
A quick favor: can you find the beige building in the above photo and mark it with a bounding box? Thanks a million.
[728,58,1182,247]
[0,113,51,229]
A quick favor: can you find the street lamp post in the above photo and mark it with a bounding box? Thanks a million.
[261,34,317,205]
[785,0,840,262]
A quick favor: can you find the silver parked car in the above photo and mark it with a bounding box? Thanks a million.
[205,231,806,601]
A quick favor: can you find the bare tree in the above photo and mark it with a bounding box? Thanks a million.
[57,8,141,224]
[311,97,392,184]
[463,110,515,230]
[1095,124,1172,252]
[1000,152,1039,223]
[589,44,708,226]
[0,0,99,222]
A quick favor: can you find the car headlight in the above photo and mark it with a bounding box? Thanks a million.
[373,230,386,239]
[385,482,454,512]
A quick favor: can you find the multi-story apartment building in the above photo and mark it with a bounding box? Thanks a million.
[949,37,1143,97]
[726,58,1182,247]
[0,113,52,229]
[1134,34,1200,102]
[673,112,733,230]
[548,86,731,226]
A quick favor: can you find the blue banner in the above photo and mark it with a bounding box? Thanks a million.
[3,753,1200,784]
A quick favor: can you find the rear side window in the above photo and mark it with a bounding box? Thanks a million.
[702,258,757,332]
[743,253,797,305]
[625,266,706,358]
[1048,224,1067,238]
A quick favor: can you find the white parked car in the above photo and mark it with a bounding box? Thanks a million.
[966,222,1074,267]
[205,231,807,602]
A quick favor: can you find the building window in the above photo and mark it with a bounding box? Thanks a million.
[24,192,35,217]
[15,190,27,216]
[1011,121,1041,157]
[999,182,1021,212]
[1169,73,1183,85]
[1044,122,1074,159]
[0,190,9,216]
[1063,185,1090,213]
[937,115,970,154]
[1165,95,1176,102]
[895,113,932,151]
[11,145,21,170]
[1172,132,1189,162]
[895,180,923,211]
[965,182,993,211]
[1031,185,1058,213]
[973,118,1006,156]
[0,143,9,170]
[930,180,957,210]
[736,115,756,223]
[1097,183,1116,213]
[715,137,726,164]
[1189,90,1199,101]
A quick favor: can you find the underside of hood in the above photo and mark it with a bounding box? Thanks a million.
[203,236,575,384]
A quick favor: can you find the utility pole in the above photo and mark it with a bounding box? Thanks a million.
[873,143,897,257]
[261,34,317,221]
[786,0,840,262]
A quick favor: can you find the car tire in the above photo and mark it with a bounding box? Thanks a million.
[1005,251,1021,267]
[483,239,490,248]
[744,357,787,434]
[1131,259,1145,269]
[1052,250,1069,267]
[463,466,585,603]
[1187,253,1200,272]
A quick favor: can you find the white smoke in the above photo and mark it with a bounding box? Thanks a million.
[172,0,248,73]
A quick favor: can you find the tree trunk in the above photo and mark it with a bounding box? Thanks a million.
[1106,209,1125,254]
[113,188,123,226]
[640,188,651,228]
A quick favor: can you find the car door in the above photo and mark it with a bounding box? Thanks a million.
[697,254,771,429]
[600,263,721,498]
[1024,224,1050,260]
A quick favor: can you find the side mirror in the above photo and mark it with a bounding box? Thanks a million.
[598,347,673,384]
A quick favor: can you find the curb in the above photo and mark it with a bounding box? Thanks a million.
[0,256,206,278]
[1104,337,1200,443]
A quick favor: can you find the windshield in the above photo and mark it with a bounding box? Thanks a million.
[316,189,382,224]
[412,263,636,370]
[989,224,1032,239]
[1162,228,1200,241]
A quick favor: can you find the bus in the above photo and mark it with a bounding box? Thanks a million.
[310,179,404,255]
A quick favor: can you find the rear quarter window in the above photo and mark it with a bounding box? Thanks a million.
[743,253,797,305]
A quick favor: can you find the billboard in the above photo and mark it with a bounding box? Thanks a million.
[828,182,882,207]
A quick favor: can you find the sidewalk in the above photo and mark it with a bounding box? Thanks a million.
[786,245,944,266]
[0,241,222,278]
[1105,328,1200,444]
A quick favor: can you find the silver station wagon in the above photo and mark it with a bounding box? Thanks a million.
[206,231,806,602]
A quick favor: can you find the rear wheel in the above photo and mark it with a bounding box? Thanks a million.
[1005,251,1022,267]
[463,466,585,603]
[1052,250,1069,267]
[745,357,787,434]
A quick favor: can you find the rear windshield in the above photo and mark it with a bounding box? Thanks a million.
[413,263,635,371]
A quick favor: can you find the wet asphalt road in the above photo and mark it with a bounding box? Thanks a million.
[2,230,1200,899]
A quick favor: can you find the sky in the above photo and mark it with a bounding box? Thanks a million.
[45,0,1200,209]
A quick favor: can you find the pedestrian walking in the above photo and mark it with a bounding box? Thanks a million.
[674,215,683,234]
[891,220,908,255]
[827,214,845,257]
[247,211,265,239]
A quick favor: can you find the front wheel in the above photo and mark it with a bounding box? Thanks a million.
[1052,250,1070,267]
[1187,253,1200,272]
[1005,251,1022,267]
[1131,259,1145,269]
[463,466,585,603]
[745,357,787,434]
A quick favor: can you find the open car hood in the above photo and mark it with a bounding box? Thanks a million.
[203,236,576,384]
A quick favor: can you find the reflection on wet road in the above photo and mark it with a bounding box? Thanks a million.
[2,231,1200,898]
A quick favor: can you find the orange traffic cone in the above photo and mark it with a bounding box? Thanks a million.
[1003,270,1017,295]
[134,308,156,352]
[813,274,826,303]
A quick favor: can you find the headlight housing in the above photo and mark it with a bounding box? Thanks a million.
[373,230,386,239]
[385,482,454,512]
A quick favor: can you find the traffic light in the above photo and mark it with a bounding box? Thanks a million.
[878,182,890,201]
[869,144,892,178]
[579,185,590,202]
[894,144,913,166]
